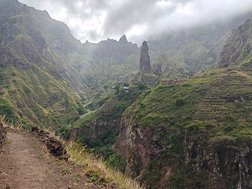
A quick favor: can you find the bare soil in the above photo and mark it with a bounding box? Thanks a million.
[0,130,98,189]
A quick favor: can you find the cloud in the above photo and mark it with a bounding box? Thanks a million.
[18,0,252,43]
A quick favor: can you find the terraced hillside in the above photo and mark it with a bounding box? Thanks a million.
[116,20,252,189]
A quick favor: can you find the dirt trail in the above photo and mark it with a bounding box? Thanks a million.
[0,130,97,189]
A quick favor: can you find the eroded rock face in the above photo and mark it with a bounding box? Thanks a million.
[139,41,152,73]
[184,130,252,189]
[116,115,252,189]
[0,122,6,145]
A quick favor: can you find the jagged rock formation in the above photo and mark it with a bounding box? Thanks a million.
[83,35,138,65]
[119,34,128,43]
[0,122,6,145]
[133,41,160,86]
[82,35,139,88]
[139,41,152,73]
[219,19,252,68]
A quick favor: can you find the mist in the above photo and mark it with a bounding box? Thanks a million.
[19,0,252,44]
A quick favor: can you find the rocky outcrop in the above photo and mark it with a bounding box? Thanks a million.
[133,41,160,86]
[31,127,69,160]
[139,41,152,73]
[0,122,6,146]
[219,19,252,68]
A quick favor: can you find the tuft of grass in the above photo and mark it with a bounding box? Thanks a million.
[61,168,72,175]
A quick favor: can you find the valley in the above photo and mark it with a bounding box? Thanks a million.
[0,0,252,188]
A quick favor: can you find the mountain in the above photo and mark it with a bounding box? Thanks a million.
[0,0,89,128]
[148,12,252,77]
[1,0,252,188]
[80,35,139,88]
[115,19,252,188]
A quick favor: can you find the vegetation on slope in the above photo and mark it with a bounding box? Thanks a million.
[58,83,147,172]
[66,142,143,189]
[0,0,87,129]
[131,68,252,139]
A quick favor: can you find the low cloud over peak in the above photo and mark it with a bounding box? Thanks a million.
[19,0,252,44]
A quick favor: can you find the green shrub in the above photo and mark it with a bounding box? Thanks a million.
[175,98,185,107]
[106,154,126,172]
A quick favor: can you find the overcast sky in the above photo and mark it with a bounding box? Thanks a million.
[18,0,252,44]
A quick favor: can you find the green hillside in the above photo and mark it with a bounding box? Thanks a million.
[116,19,252,189]
[0,0,88,128]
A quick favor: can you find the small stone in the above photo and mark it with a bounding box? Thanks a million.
[1,172,8,177]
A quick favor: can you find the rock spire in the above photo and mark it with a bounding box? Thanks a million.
[139,41,151,73]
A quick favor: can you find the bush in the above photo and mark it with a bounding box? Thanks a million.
[0,98,16,121]
[106,154,126,172]
[175,98,185,107]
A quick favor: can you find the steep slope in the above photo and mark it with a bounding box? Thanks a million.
[0,0,88,128]
[220,19,252,68]
[116,20,252,189]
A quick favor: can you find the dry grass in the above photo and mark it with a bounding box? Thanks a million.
[66,142,144,189]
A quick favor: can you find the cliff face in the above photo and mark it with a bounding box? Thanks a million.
[117,115,252,189]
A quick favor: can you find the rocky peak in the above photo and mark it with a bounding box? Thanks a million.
[139,41,152,73]
[119,34,128,43]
